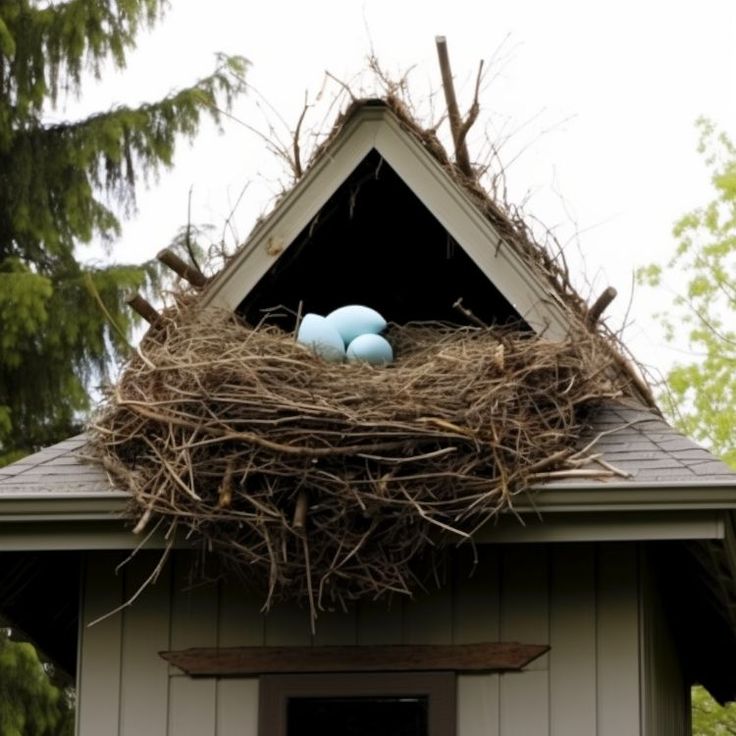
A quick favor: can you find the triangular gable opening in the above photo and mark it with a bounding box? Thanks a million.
[237,149,529,330]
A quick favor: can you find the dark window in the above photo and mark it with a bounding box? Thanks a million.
[288,695,427,736]
[259,672,455,736]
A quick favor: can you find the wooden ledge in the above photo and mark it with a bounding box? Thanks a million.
[161,642,549,677]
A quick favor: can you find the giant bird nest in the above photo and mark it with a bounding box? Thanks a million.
[88,307,635,621]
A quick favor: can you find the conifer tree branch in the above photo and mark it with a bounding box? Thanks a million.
[0,2,248,463]
[3,0,166,108]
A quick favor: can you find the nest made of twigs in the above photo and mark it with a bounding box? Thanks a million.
[88,308,631,621]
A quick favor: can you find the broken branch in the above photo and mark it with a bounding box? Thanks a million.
[435,36,478,179]
[157,248,208,289]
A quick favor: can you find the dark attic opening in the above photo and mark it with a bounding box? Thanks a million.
[237,148,529,330]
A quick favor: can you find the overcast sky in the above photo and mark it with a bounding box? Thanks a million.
[65,0,736,382]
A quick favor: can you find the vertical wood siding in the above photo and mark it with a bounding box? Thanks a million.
[119,554,171,736]
[640,552,690,736]
[77,552,125,736]
[549,544,596,736]
[78,543,648,736]
[216,575,262,736]
[596,544,641,736]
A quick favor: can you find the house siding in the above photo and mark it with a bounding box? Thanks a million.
[640,551,691,736]
[77,543,644,736]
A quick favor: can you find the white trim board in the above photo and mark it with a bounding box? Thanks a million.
[0,509,726,551]
[199,102,571,338]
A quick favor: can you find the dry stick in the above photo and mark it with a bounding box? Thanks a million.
[593,457,632,478]
[324,71,357,103]
[126,292,160,325]
[302,534,317,633]
[116,517,166,570]
[132,487,162,534]
[115,394,412,457]
[585,286,617,328]
[217,458,235,509]
[455,60,483,165]
[141,435,201,501]
[567,418,651,463]
[356,446,458,464]
[292,92,309,179]
[453,297,487,327]
[292,489,309,529]
[399,487,470,539]
[87,538,173,627]
[157,248,207,288]
[435,36,475,179]
[293,300,304,343]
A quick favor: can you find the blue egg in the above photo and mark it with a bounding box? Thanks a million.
[346,334,393,365]
[296,313,345,362]
[325,305,387,344]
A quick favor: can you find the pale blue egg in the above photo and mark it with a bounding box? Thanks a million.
[325,305,387,344]
[346,333,393,365]
[297,313,346,362]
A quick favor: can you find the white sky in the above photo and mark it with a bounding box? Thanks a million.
[66,0,736,383]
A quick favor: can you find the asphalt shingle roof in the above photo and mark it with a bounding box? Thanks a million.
[1,403,734,498]
[0,434,116,496]
[553,402,736,486]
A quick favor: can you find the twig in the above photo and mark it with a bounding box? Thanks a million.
[157,248,207,289]
[87,539,173,627]
[585,286,617,328]
[292,92,310,179]
[126,292,160,326]
[435,36,477,179]
[453,297,487,327]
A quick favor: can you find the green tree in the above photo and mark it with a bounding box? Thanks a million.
[638,118,736,467]
[693,685,736,736]
[639,119,736,732]
[0,629,73,736]
[0,0,247,466]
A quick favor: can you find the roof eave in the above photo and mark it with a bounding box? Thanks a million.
[2,485,735,550]
[522,480,736,511]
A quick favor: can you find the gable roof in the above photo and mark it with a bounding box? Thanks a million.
[200,99,578,339]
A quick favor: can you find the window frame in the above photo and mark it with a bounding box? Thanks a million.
[258,671,456,736]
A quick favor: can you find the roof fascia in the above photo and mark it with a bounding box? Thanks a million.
[0,509,723,551]
[1,488,734,550]
[0,521,165,551]
[0,493,127,520]
[200,105,570,337]
[518,482,736,512]
[5,484,736,518]
[473,509,725,544]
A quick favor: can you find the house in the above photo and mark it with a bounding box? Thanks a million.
[2,98,736,736]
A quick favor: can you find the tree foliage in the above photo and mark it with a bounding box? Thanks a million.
[0,0,247,465]
[693,686,736,736]
[638,118,736,467]
[0,629,73,736]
